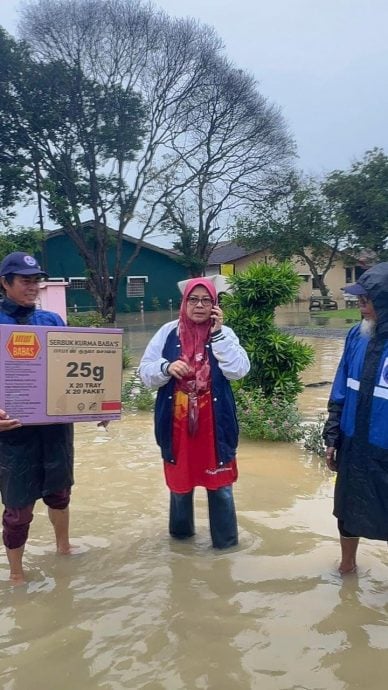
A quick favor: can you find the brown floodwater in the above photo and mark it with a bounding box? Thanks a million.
[1,318,388,690]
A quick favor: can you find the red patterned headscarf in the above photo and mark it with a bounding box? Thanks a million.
[177,279,217,435]
[179,278,216,371]
[179,277,216,361]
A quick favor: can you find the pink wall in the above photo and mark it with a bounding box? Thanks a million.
[36,282,68,324]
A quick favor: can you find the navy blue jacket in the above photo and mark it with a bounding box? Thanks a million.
[154,328,240,466]
[323,263,388,539]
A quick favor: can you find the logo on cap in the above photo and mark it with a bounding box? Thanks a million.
[24,255,37,267]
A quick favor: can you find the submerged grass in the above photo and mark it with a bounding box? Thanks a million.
[311,307,359,321]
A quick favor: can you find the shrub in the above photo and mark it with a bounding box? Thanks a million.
[302,413,326,456]
[122,346,131,370]
[67,311,109,328]
[233,386,303,442]
[122,370,154,411]
[223,262,314,402]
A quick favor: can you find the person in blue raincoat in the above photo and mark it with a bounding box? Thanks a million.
[0,252,74,584]
[323,262,388,574]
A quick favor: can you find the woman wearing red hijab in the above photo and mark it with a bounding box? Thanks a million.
[139,277,250,548]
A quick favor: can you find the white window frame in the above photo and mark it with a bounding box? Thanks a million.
[126,275,148,298]
[69,276,88,290]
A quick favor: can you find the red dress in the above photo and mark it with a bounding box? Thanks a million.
[164,389,238,493]
[164,277,238,494]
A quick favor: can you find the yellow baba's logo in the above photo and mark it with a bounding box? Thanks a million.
[6,332,41,359]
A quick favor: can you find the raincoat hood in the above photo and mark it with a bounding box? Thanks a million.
[357,262,388,335]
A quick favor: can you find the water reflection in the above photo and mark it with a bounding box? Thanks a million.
[298,336,345,420]
[2,323,388,690]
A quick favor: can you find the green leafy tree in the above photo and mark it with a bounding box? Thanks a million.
[233,175,343,296]
[0,227,43,259]
[0,28,32,220]
[16,0,226,318]
[19,0,293,286]
[323,148,388,259]
[0,27,146,320]
[223,262,314,401]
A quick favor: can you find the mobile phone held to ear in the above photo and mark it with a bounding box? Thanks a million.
[211,300,218,326]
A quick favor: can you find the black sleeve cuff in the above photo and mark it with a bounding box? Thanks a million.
[161,360,171,377]
[211,330,226,343]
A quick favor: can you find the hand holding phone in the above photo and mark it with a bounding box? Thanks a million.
[210,304,223,333]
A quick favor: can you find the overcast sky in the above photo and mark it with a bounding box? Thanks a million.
[1,0,388,230]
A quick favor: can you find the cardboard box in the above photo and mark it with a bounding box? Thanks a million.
[0,325,123,424]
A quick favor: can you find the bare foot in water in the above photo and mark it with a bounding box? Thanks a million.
[338,562,357,575]
[9,573,27,586]
[57,543,83,555]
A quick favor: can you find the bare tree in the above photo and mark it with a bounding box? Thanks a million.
[150,59,294,274]
[18,0,223,220]
[16,0,293,315]
[17,0,223,318]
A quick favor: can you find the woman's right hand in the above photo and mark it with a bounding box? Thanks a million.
[0,408,22,431]
[167,360,191,380]
[325,446,337,471]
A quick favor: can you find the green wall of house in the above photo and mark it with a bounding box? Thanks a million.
[44,233,188,313]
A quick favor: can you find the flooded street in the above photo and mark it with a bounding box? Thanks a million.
[1,316,388,690]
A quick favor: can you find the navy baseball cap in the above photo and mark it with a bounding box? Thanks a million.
[341,282,368,296]
[0,252,48,278]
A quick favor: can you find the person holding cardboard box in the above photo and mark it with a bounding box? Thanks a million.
[0,252,74,584]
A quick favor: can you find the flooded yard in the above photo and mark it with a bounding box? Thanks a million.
[1,315,388,690]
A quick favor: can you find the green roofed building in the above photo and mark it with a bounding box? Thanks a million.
[43,225,188,313]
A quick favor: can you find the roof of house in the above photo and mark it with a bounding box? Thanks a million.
[208,241,379,268]
[45,222,179,259]
[207,241,261,265]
